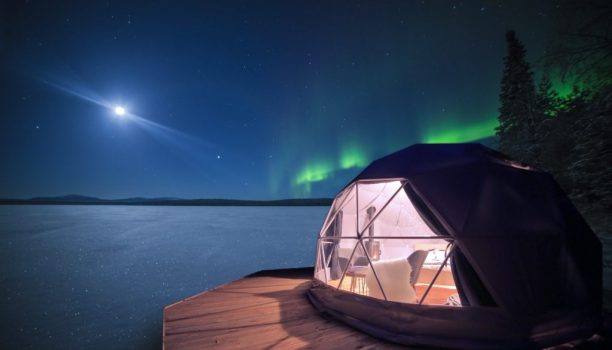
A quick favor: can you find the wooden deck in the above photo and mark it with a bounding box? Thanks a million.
[163,268,609,349]
[163,267,407,349]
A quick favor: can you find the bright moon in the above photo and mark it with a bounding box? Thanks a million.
[114,106,126,116]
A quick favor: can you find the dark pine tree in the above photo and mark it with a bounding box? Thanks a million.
[536,74,560,118]
[537,87,589,190]
[566,88,612,213]
[546,0,612,89]
[497,31,538,162]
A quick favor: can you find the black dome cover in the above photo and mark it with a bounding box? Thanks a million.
[308,143,602,349]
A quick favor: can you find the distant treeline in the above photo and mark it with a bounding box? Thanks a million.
[0,195,333,207]
[496,0,611,223]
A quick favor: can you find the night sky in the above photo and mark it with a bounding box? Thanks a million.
[1,1,557,200]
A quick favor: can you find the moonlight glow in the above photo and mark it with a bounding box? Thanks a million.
[114,106,126,116]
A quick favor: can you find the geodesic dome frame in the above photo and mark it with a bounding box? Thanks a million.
[307,144,602,349]
[313,178,461,305]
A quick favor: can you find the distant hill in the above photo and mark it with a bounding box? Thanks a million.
[29,194,102,202]
[0,195,333,206]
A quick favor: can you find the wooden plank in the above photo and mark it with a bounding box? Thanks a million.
[163,268,406,349]
[165,284,311,320]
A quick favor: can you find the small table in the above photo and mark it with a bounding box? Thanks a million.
[346,266,368,295]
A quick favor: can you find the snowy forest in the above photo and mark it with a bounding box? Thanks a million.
[495,0,611,241]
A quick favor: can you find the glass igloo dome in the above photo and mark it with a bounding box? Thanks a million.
[309,144,601,349]
[314,179,459,305]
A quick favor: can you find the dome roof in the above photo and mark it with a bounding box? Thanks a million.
[308,143,602,349]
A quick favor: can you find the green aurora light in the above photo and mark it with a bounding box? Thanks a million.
[291,118,501,196]
[550,72,583,98]
[422,118,499,144]
[294,160,335,186]
[293,146,370,195]
[552,79,574,98]
[339,146,369,169]
[293,160,334,197]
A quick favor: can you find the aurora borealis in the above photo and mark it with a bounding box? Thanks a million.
[293,145,371,196]
[422,118,500,144]
[1,1,560,199]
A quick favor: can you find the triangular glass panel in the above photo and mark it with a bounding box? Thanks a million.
[356,180,406,237]
[320,184,357,238]
[337,240,384,299]
[314,240,327,283]
[416,243,460,306]
[319,238,357,288]
[365,186,438,238]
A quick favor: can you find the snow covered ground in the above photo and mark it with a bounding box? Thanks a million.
[0,205,327,349]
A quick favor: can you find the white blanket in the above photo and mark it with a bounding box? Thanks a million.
[365,258,417,303]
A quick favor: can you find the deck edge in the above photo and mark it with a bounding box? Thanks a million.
[163,266,314,312]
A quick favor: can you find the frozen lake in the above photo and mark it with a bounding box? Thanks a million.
[0,205,328,349]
